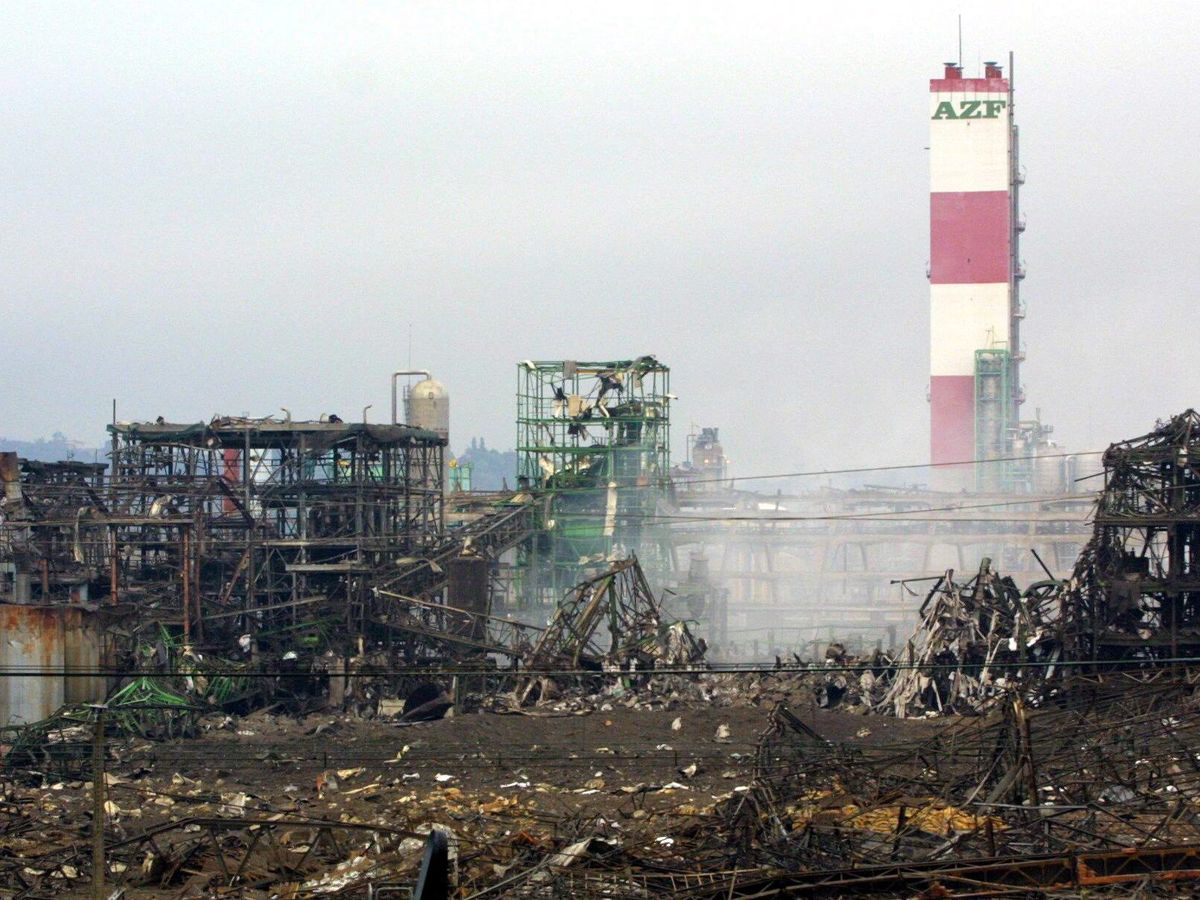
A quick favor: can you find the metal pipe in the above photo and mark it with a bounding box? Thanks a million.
[391,370,431,424]
[91,704,107,899]
[181,529,191,647]
[109,526,118,605]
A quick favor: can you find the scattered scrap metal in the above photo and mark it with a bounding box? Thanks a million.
[870,556,1063,717]
[516,556,707,706]
[6,667,1200,896]
[805,410,1200,720]
[706,671,1200,897]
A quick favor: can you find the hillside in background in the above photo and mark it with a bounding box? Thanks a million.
[0,433,108,465]
[456,437,517,491]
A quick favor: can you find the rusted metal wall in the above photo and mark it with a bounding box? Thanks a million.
[0,604,63,725]
[0,604,103,725]
[61,606,103,704]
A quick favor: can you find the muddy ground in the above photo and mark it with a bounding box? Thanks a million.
[3,677,945,896]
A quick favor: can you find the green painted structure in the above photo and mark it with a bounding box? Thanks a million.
[515,357,672,604]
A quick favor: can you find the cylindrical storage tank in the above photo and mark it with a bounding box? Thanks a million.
[406,378,449,440]
[62,606,105,705]
[1035,452,1063,494]
[1062,455,1078,491]
[1073,453,1105,488]
[0,605,65,725]
[406,377,450,493]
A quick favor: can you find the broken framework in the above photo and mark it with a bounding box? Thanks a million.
[0,456,109,604]
[1065,409,1200,663]
[515,357,672,605]
[820,409,1200,720]
[103,418,445,658]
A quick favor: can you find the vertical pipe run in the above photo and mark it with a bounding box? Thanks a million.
[109,400,118,514]
[1008,50,1022,444]
[109,527,119,605]
[91,706,106,899]
[181,529,192,646]
[193,520,204,644]
[391,370,431,425]
[244,426,254,641]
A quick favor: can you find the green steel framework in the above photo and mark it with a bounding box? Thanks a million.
[515,357,672,605]
[974,347,1013,491]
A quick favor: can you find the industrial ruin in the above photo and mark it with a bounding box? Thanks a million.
[3,54,1196,899]
[6,379,1200,896]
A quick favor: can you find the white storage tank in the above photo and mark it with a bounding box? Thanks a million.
[1034,451,1064,494]
[406,377,449,440]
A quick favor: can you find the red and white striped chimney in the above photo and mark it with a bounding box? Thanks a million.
[929,59,1016,488]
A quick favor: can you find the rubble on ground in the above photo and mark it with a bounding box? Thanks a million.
[8,413,1200,894]
[8,670,1200,896]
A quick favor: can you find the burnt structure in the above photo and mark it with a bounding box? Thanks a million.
[0,417,457,720]
[820,411,1200,720]
[0,456,110,723]
[514,356,672,606]
[102,418,445,656]
[1066,409,1200,662]
[515,555,705,705]
[0,455,109,605]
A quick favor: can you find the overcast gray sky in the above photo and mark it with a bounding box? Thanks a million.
[3,1,1197,479]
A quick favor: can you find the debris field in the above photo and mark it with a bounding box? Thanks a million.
[4,410,1200,895]
[10,668,1200,896]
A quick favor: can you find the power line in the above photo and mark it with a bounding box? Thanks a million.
[498,449,1106,497]
[1,657,1197,677]
[694,448,1104,487]
[544,493,1097,524]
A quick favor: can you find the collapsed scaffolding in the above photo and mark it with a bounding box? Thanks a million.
[787,409,1200,719]
[514,556,707,705]
[704,673,1200,898]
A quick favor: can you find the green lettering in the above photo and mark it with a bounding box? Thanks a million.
[960,100,983,118]
[932,101,957,120]
[984,99,1007,117]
